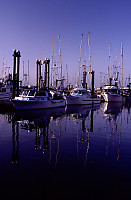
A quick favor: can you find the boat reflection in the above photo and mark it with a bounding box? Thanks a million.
[11,105,100,166]
[12,108,66,164]
[11,101,129,166]
[101,102,123,120]
[101,102,123,160]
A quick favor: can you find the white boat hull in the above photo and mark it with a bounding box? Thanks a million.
[66,96,100,105]
[12,99,66,110]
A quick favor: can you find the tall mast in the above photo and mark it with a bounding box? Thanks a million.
[121,41,123,89]
[88,32,91,88]
[66,64,68,88]
[23,61,24,84]
[88,32,91,73]
[58,34,62,86]
[2,57,4,80]
[108,42,111,83]
[51,36,54,87]
[78,34,83,87]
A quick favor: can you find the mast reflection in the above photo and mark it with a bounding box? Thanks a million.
[12,120,19,163]
[67,104,100,166]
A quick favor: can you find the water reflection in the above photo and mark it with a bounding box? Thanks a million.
[101,102,123,161]
[66,105,100,167]
[9,101,131,165]
[102,102,123,120]
[12,121,19,163]
[12,108,66,163]
[10,105,101,166]
[1,102,131,199]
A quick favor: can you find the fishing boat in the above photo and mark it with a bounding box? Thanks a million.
[11,89,66,109]
[66,88,100,105]
[102,84,122,102]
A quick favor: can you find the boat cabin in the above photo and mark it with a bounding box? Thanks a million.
[71,88,90,95]
[103,85,121,94]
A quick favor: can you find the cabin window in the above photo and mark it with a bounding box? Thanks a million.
[22,90,28,95]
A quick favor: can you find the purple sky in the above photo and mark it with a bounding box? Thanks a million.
[0,0,131,87]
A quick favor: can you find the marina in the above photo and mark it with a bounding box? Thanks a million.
[1,1,131,199]
[0,101,131,199]
[0,48,131,199]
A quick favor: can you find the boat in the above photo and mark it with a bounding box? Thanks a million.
[66,88,100,105]
[11,89,66,110]
[102,84,123,102]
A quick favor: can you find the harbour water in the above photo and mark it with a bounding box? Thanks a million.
[0,102,131,199]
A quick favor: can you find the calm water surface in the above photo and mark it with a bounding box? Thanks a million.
[0,102,131,199]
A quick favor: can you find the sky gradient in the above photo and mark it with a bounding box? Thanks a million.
[0,0,131,87]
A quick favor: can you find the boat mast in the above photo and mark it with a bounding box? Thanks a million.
[28,60,29,85]
[58,34,62,87]
[66,64,68,88]
[121,41,123,89]
[51,36,54,88]
[108,43,111,84]
[88,32,91,88]
[23,61,24,85]
[2,57,4,81]
[78,34,83,87]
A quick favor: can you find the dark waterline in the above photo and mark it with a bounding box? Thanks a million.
[0,102,131,199]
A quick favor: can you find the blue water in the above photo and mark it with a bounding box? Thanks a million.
[0,102,131,199]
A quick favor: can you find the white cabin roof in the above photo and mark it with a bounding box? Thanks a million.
[73,88,87,91]
[104,85,118,90]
